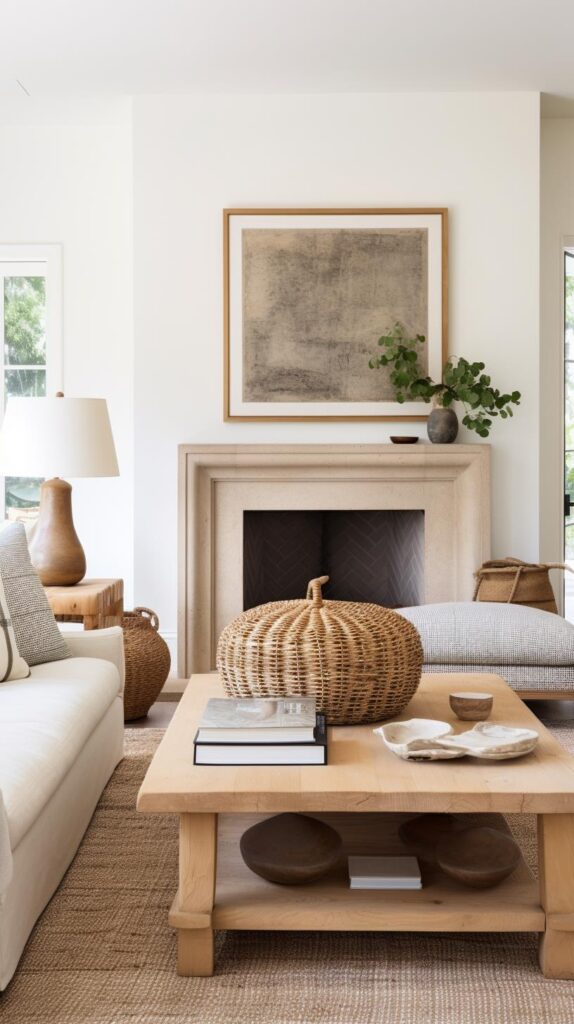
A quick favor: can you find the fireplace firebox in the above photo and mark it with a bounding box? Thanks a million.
[243,509,424,610]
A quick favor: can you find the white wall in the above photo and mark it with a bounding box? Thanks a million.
[540,119,574,574]
[133,92,541,651]
[0,100,134,603]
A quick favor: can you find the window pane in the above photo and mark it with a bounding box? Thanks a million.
[566,449,574,504]
[566,362,574,452]
[566,522,574,561]
[4,276,46,366]
[5,477,42,518]
[5,368,46,398]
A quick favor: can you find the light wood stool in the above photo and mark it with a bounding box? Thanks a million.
[44,578,124,630]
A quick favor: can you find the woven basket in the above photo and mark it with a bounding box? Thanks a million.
[122,607,171,721]
[216,576,423,725]
[473,558,574,614]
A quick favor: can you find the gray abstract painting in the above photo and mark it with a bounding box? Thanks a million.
[242,228,428,403]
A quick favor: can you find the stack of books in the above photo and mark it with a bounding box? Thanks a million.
[193,696,328,765]
[348,855,422,890]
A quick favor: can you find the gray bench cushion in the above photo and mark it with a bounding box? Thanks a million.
[421,664,573,693]
[399,602,574,667]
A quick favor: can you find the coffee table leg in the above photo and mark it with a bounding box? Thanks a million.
[538,813,574,979]
[177,812,218,976]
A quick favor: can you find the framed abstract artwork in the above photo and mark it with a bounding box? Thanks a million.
[223,208,448,421]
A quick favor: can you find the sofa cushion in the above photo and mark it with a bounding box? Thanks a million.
[0,523,70,666]
[0,569,28,682]
[0,656,121,851]
[0,790,12,896]
[400,602,574,666]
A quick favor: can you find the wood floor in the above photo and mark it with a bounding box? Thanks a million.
[128,701,178,729]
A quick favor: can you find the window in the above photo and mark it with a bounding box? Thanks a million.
[564,248,574,620]
[0,246,62,520]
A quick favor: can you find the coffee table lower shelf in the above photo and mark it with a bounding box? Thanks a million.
[169,812,547,975]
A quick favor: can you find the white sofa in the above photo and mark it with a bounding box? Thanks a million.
[0,627,125,990]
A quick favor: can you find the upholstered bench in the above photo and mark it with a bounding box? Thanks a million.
[400,602,574,700]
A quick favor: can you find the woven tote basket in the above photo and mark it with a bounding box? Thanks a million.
[473,558,574,614]
[122,607,171,721]
[216,576,423,725]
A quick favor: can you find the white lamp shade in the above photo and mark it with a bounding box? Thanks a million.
[0,397,119,478]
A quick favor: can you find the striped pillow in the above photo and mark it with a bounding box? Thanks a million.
[0,523,70,666]
[0,569,29,681]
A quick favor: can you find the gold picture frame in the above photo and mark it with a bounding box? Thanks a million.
[224,207,448,422]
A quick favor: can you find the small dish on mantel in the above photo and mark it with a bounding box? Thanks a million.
[390,436,419,445]
[375,719,539,762]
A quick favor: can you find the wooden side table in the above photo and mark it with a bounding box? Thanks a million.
[44,578,124,630]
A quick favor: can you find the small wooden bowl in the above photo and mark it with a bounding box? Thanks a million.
[390,436,419,445]
[449,691,493,721]
[436,826,521,889]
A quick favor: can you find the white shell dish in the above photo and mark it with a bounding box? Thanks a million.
[375,719,539,762]
[438,722,539,760]
[374,719,466,761]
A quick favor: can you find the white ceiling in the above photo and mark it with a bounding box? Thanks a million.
[1,0,574,106]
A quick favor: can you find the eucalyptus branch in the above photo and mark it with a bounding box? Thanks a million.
[369,323,521,438]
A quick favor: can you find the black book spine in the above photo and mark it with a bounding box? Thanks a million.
[314,713,327,742]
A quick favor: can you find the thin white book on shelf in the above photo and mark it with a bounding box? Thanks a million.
[196,696,317,744]
[348,855,422,890]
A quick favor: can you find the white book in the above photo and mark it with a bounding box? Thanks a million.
[350,879,422,890]
[196,696,317,743]
[193,743,326,765]
[348,855,422,890]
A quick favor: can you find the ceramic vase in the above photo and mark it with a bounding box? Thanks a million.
[427,406,459,444]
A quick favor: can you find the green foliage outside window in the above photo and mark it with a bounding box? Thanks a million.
[3,276,47,512]
[4,276,46,365]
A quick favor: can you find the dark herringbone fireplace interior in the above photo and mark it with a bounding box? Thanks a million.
[243,510,424,610]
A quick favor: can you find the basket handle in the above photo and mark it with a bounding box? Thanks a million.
[306,576,329,607]
[133,606,160,631]
[475,559,574,574]
[507,566,524,603]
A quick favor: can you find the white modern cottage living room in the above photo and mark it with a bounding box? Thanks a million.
[1,2,574,1023]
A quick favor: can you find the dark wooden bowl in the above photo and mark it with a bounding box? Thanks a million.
[390,436,419,444]
[240,813,343,885]
[436,826,521,889]
[399,813,460,852]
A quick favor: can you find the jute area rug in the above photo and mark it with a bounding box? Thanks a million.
[2,726,574,1024]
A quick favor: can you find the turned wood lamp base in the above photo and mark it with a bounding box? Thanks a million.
[29,477,87,587]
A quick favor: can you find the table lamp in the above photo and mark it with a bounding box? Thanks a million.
[0,394,119,586]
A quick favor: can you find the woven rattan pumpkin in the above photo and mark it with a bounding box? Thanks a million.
[216,576,423,725]
[122,607,171,721]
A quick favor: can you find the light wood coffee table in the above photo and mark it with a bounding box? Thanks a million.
[137,673,574,979]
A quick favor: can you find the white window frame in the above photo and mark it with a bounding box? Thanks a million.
[0,244,63,517]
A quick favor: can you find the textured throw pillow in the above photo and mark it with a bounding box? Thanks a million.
[0,523,70,666]
[0,568,29,680]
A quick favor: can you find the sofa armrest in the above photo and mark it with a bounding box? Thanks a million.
[0,788,13,897]
[60,626,125,694]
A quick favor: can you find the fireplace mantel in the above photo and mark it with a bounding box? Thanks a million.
[178,443,491,676]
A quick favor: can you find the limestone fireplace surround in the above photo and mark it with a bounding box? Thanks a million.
[178,443,491,677]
